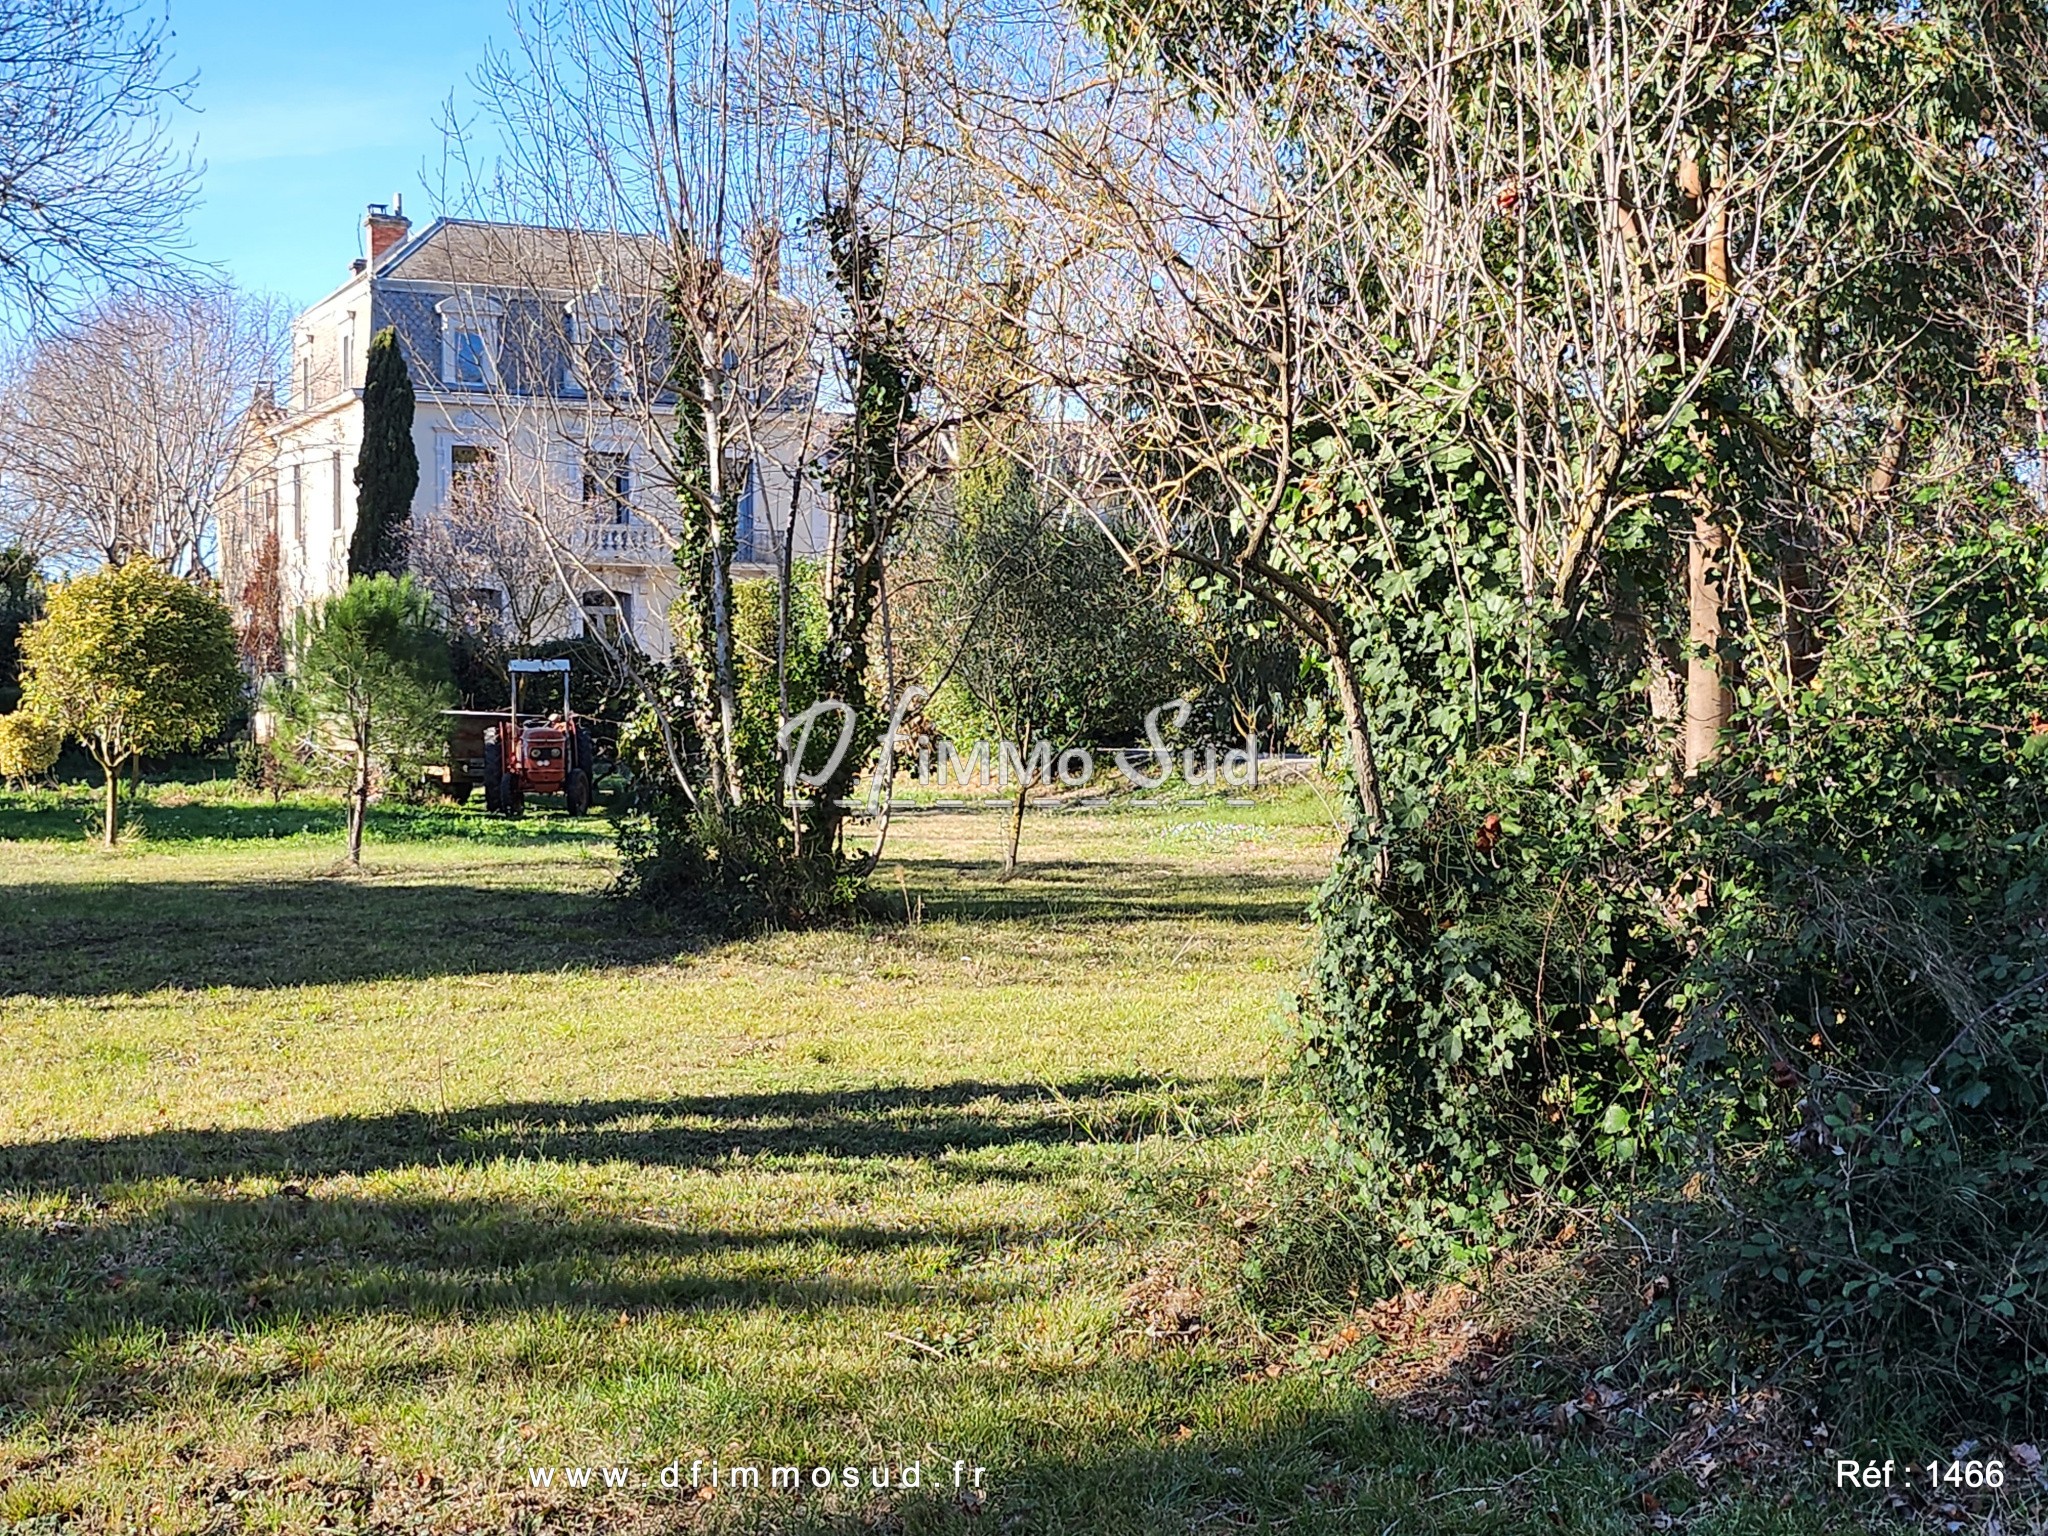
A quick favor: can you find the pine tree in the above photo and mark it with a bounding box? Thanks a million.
[349,326,418,577]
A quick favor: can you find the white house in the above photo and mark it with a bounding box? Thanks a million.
[222,200,828,658]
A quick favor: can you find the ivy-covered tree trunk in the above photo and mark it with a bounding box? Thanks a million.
[351,327,418,578]
[668,293,743,809]
[809,204,920,859]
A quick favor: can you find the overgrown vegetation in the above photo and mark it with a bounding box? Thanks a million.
[1295,504,2048,1431]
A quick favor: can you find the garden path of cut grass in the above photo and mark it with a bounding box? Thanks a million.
[1,781,1863,1533]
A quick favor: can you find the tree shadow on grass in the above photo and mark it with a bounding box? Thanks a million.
[0,1076,1257,1196]
[883,852,1317,928]
[1,856,1314,997]
[0,1076,1227,1425]
[0,1190,1043,1424]
[731,1406,1781,1536]
[0,871,692,997]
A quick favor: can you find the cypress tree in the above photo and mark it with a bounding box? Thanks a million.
[349,326,418,577]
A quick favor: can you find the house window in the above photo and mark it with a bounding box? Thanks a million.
[297,348,313,408]
[724,452,761,559]
[580,588,632,643]
[449,444,497,504]
[565,290,627,395]
[291,463,304,543]
[450,329,489,385]
[582,451,632,523]
[591,331,627,394]
[331,451,344,531]
[339,323,355,389]
[436,294,502,388]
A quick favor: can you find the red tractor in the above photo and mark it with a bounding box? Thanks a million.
[481,659,596,817]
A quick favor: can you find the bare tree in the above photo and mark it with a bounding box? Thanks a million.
[0,0,200,332]
[884,0,2036,826]
[0,285,285,574]
[406,449,574,647]
[440,0,833,808]
[447,0,999,862]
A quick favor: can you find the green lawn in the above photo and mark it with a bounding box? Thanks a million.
[1,779,1877,1533]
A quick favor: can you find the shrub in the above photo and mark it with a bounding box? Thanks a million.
[1297,519,2048,1430]
[17,558,241,846]
[1298,749,1679,1282]
[1659,520,2048,1426]
[0,710,60,786]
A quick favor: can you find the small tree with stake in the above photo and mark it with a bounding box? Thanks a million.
[349,326,418,577]
[273,574,452,867]
[17,558,239,846]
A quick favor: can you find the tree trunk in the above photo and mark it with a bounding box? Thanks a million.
[1679,138,1734,776]
[1002,782,1028,880]
[1684,512,1732,774]
[999,719,1032,881]
[101,757,119,848]
[1852,394,1910,539]
[348,744,369,867]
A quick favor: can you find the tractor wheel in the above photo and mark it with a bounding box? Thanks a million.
[501,774,525,817]
[483,735,503,814]
[564,768,591,817]
[446,782,474,806]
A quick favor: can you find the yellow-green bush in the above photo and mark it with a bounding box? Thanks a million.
[0,710,59,784]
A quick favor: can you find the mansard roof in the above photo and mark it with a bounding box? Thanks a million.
[377,218,671,294]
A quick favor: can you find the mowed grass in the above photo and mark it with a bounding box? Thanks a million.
[1,779,1867,1534]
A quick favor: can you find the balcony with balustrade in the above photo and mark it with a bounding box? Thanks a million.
[571,519,665,564]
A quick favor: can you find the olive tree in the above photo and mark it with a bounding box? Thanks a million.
[17,558,239,844]
[903,458,1195,877]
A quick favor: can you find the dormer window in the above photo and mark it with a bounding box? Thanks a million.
[451,330,489,385]
[436,293,502,388]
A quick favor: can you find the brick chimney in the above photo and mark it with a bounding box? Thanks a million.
[365,195,411,267]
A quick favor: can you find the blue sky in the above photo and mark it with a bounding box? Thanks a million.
[169,0,508,311]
